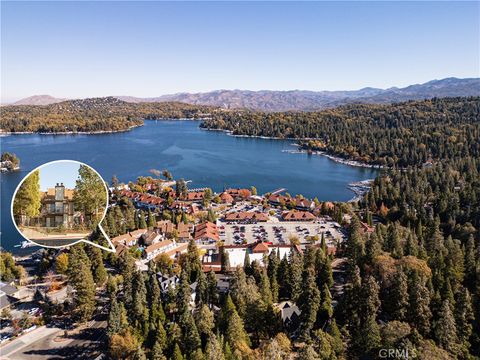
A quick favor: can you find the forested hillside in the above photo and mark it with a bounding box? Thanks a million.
[201,97,480,167]
[0,97,217,133]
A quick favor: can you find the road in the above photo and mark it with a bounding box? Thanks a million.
[0,318,107,360]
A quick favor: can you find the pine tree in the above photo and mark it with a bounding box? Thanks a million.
[195,270,207,306]
[365,232,381,264]
[206,270,218,306]
[355,276,381,355]
[223,295,251,355]
[319,283,333,321]
[177,270,192,316]
[297,267,321,341]
[180,312,201,356]
[89,246,107,285]
[107,297,123,337]
[195,304,214,344]
[408,274,432,336]
[139,210,147,229]
[220,246,230,272]
[464,235,476,290]
[148,209,156,228]
[205,333,225,360]
[390,267,408,321]
[405,232,418,257]
[454,287,474,345]
[286,250,303,302]
[68,246,96,322]
[243,250,251,274]
[435,300,458,353]
[172,343,184,360]
[259,268,273,304]
[133,346,148,360]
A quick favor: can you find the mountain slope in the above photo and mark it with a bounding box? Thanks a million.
[12,77,480,111]
[13,95,67,106]
[117,77,480,111]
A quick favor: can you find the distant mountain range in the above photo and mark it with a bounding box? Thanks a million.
[10,77,480,111]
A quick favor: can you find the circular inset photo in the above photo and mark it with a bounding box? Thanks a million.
[11,160,108,248]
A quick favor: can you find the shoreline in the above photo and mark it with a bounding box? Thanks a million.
[201,127,383,169]
[0,123,143,136]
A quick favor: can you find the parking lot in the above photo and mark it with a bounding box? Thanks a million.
[220,216,345,247]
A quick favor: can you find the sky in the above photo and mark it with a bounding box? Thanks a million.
[38,161,81,191]
[1,1,479,102]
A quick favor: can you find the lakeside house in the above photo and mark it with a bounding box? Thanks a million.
[225,188,252,201]
[186,191,205,202]
[269,194,315,211]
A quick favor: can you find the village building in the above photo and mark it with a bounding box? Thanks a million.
[186,191,205,202]
[155,220,175,236]
[223,242,301,268]
[225,188,251,201]
[155,220,193,241]
[219,192,234,204]
[224,211,269,223]
[194,222,219,243]
[111,229,148,247]
[141,229,163,246]
[281,210,316,221]
[177,222,193,241]
[269,194,315,211]
[144,240,177,261]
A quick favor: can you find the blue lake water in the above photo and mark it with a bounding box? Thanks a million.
[1,120,379,252]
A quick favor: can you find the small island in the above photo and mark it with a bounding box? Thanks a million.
[0,152,20,172]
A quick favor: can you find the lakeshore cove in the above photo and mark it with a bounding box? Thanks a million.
[0,120,379,253]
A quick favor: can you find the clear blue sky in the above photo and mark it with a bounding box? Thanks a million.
[1,1,478,102]
[38,161,80,191]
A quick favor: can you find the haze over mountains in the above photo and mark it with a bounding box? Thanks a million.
[10,77,480,111]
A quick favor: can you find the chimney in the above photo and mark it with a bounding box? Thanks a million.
[55,182,65,201]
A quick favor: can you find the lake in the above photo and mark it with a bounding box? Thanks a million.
[1,120,379,253]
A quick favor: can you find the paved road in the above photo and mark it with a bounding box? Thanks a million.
[0,319,107,360]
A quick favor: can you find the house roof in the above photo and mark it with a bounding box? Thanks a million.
[226,188,251,199]
[252,242,269,253]
[186,191,205,201]
[156,220,175,234]
[145,240,174,254]
[224,211,269,222]
[282,210,316,221]
[111,229,147,244]
[42,188,75,201]
[220,192,234,203]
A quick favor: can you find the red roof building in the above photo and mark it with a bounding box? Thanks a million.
[224,211,269,223]
[282,210,316,221]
